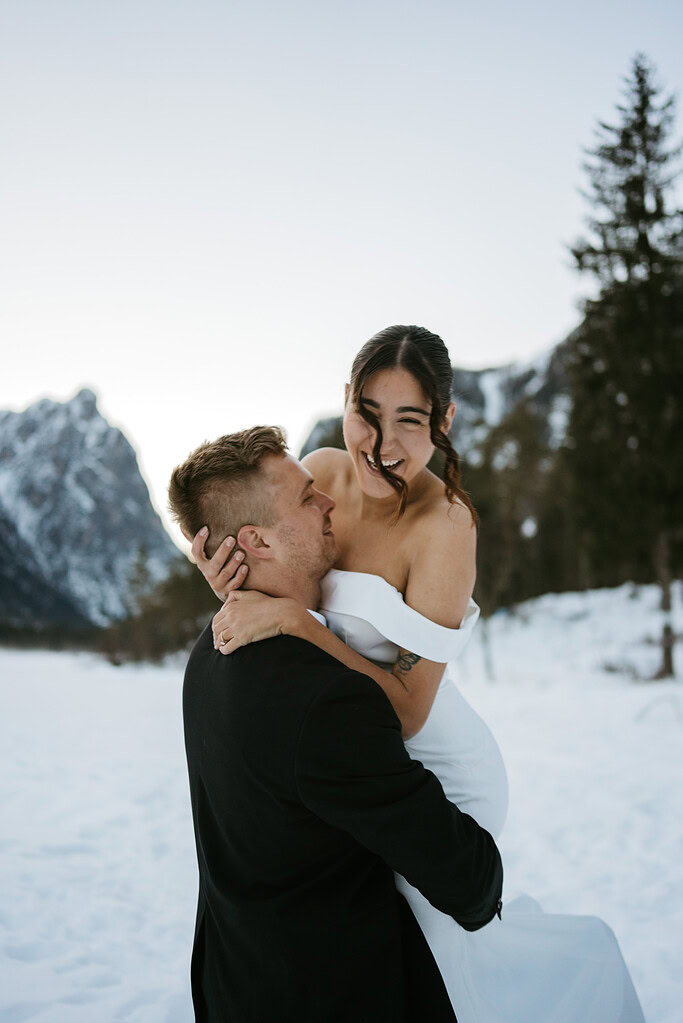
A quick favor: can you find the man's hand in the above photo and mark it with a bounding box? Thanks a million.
[191,527,249,602]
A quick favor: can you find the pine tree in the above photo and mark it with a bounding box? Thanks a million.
[127,544,152,615]
[568,54,683,677]
[100,554,221,664]
[467,400,555,609]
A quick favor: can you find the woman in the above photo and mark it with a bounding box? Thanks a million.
[192,325,644,1022]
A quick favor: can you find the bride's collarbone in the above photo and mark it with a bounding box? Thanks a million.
[329,471,442,593]
[331,525,412,595]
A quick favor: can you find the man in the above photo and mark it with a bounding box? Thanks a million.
[169,426,503,1023]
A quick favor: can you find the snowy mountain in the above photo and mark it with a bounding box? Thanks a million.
[0,504,91,630]
[449,337,572,459]
[0,389,182,630]
[300,337,572,458]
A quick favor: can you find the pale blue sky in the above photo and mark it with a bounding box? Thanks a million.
[1,0,681,539]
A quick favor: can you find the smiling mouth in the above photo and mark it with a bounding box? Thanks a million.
[362,451,404,473]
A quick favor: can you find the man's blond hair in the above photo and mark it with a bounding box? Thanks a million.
[168,426,288,557]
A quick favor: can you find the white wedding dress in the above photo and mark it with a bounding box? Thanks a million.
[318,568,645,1023]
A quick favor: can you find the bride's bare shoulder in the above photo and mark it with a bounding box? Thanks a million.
[413,488,477,558]
[301,447,353,488]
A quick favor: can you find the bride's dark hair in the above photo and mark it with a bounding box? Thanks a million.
[347,325,477,524]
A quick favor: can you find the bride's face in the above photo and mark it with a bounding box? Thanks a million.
[343,367,441,497]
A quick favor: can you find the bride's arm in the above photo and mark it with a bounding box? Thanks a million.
[214,502,477,740]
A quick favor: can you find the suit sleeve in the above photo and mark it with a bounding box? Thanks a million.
[295,669,503,931]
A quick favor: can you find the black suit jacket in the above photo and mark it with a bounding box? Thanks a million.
[183,624,503,1023]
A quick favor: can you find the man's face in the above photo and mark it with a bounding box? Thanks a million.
[262,453,337,581]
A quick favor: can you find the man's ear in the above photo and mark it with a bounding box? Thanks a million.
[237,525,272,560]
[344,383,350,405]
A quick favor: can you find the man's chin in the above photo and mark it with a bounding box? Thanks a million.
[322,535,338,570]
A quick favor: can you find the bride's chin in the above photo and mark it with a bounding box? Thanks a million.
[355,467,400,498]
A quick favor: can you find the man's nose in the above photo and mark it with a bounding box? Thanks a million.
[315,489,335,515]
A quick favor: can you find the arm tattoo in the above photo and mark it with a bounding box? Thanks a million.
[394,651,422,687]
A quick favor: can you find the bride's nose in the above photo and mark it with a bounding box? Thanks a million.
[373,422,399,452]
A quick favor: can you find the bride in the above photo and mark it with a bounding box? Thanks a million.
[192,324,645,1022]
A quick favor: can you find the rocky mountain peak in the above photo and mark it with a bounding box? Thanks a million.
[68,387,99,419]
[0,389,182,630]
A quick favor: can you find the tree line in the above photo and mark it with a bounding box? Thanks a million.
[471,54,682,678]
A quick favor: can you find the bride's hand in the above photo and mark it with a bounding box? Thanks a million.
[212,590,302,655]
[191,527,249,601]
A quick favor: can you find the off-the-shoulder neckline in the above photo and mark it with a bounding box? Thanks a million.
[324,568,479,624]
[320,567,480,661]
[326,567,403,597]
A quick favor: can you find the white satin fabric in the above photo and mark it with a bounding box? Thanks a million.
[318,569,645,1023]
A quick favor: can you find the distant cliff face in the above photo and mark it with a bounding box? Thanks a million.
[299,338,572,460]
[0,389,182,630]
[449,339,571,462]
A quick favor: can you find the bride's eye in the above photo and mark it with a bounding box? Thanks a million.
[399,418,422,426]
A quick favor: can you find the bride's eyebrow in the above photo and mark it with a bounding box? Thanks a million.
[361,397,430,416]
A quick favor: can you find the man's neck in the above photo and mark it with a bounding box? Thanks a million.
[285,577,321,611]
[246,571,321,611]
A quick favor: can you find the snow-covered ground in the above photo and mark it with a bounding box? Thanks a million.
[1,582,681,1022]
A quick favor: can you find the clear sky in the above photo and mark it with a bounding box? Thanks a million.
[1,0,682,543]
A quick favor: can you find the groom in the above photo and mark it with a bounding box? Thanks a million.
[169,426,503,1023]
